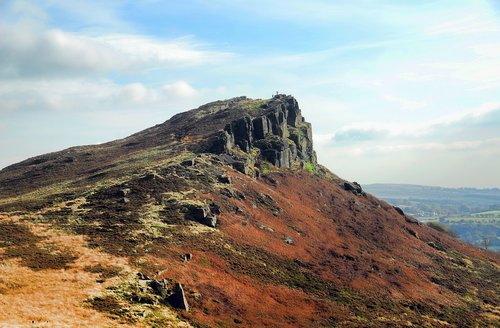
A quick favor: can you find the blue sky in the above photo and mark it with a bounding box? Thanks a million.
[1,0,500,187]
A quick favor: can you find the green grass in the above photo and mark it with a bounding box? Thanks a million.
[304,162,315,174]
[240,99,269,111]
[259,161,271,175]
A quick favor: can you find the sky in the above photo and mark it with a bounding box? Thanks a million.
[1,0,500,188]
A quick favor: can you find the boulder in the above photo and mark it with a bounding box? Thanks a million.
[233,161,250,175]
[394,206,405,216]
[185,204,217,227]
[217,175,231,184]
[404,215,420,225]
[181,159,195,167]
[167,283,189,311]
[343,181,364,195]
[149,279,169,299]
[182,253,193,262]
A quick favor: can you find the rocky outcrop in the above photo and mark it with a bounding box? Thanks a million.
[185,204,217,227]
[205,94,316,169]
[343,181,365,196]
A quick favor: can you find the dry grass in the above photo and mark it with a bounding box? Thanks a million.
[0,214,192,327]
[0,216,129,327]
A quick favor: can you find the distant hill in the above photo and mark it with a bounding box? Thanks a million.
[364,183,500,252]
[363,183,500,217]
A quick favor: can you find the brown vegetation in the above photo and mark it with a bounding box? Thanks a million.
[0,96,498,327]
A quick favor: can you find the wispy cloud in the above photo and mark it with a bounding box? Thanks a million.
[425,15,500,36]
[0,79,210,113]
[0,23,232,78]
[324,103,500,145]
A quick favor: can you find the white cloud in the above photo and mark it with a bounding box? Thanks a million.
[163,81,198,99]
[372,138,500,153]
[119,83,149,102]
[0,79,205,113]
[99,35,231,67]
[433,102,500,125]
[327,103,500,144]
[425,15,500,36]
[0,22,232,78]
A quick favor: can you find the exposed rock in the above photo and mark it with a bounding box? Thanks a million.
[137,272,150,280]
[209,202,221,215]
[226,116,254,152]
[181,159,195,167]
[394,206,405,216]
[185,204,217,227]
[217,153,237,165]
[255,193,282,214]
[404,215,420,225]
[262,175,278,186]
[404,227,419,239]
[254,134,293,168]
[284,236,294,245]
[182,253,193,262]
[167,283,189,311]
[120,197,130,204]
[117,188,131,197]
[427,241,446,251]
[233,161,250,175]
[221,187,236,198]
[142,172,164,181]
[149,279,169,299]
[235,206,245,215]
[236,190,246,200]
[343,181,364,195]
[217,175,231,184]
[204,95,316,170]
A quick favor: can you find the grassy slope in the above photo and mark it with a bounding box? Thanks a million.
[0,152,498,327]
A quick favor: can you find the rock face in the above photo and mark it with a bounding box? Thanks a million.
[205,94,316,169]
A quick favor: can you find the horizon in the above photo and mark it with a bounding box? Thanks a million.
[1,0,500,188]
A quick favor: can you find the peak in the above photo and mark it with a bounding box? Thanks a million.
[192,94,316,173]
[133,94,316,174]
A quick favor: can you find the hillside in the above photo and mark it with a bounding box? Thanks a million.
[0,95,499,327]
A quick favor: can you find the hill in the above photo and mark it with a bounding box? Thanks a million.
[0,95,499,327]
[364,184,500,251]
[363,184,500,217]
